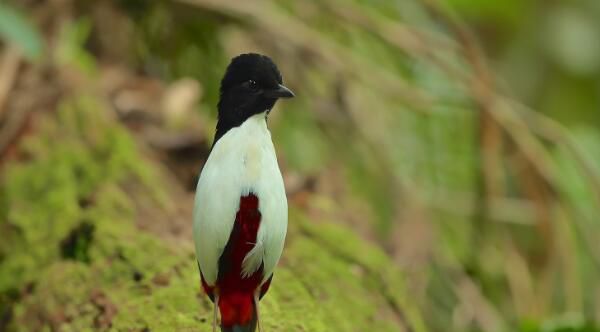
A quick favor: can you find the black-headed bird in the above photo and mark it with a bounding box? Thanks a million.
[193,53,294,332]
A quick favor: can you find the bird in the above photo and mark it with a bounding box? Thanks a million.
[193,53,294,332]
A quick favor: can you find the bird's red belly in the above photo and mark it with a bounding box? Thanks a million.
[200,193,271,327]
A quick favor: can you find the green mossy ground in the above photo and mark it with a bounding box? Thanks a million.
[0,96,424,331]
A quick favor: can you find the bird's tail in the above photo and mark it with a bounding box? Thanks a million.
[219,293,258,332]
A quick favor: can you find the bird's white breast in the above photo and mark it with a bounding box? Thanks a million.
[193,112,288,285]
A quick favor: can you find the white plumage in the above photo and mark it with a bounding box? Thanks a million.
[193,112,288,286]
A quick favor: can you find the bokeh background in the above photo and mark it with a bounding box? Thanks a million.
[1,0,600,331]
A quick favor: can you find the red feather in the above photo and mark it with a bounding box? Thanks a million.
[201,194,269,328]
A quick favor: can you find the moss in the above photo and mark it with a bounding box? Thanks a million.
[1,95,424,331]
[0,95,164,329]
[10,219,424,331]
[288,212,427,332]
[60,221,95,263]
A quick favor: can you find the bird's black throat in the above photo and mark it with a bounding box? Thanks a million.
[211,53,294,148]
[212,99,275,148]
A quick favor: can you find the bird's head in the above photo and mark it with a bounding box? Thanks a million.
[215,53,294,141]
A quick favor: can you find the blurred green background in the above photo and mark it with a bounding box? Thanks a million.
[1,0,599,331]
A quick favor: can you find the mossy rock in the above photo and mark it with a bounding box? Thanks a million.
[0,96,424,331]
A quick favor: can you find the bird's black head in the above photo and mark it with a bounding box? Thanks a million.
[214,53,294,145]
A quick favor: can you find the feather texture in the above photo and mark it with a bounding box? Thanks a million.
[193,112,288,286]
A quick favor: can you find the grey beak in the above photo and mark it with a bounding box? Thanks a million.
[264,84,295,99]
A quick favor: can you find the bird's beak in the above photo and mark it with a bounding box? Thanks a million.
[264,84,295,99]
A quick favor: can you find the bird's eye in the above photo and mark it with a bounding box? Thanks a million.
[246,80,258,90]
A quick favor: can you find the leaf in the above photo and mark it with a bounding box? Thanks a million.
[0,3,43,60]
[56,18,97,75]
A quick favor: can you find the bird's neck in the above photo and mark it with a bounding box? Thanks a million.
[213,110,268,149]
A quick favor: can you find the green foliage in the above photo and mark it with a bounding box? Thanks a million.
[0,3,42,60]
[120,2,600,330]
[60,222,95,263]
[56,18,97,75]
[520,314,600,332]
[0,96,157,295]
[0,93,423,331]
[2,0,600,331]
[445,0,530,27]
[127,2,227,111]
